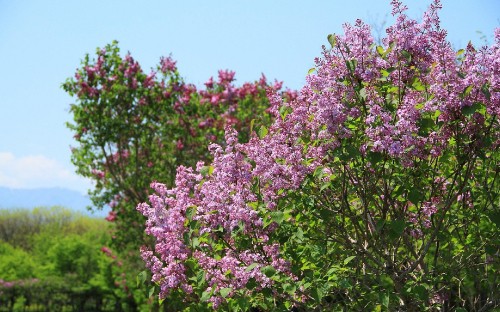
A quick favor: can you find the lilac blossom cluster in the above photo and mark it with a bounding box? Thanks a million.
[137,120,312,305]
[138,0,499,308]
[308,0,498,165]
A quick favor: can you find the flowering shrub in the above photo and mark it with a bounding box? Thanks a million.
[64,42,297,308]
[139,1,499,310]
[63,41,294,250]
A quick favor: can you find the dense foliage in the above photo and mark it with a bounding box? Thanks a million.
[138,1,499,311]
[0,207,132,311]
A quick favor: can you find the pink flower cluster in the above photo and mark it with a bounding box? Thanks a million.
[70,43,294,148]
[137,170,199,298]
[138,123,311,303]
[306,0,498,167]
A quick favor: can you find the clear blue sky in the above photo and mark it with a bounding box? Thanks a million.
[0,0,498,194]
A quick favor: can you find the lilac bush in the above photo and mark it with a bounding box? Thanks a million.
[139,1,499,310]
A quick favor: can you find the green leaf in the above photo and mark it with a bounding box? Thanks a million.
[380,71,390,79]
[258,125,268,139]
[185,206,197,219]
[380,275,394,288]
[481,84,491,100]
[279,105,292,120]
[401,50,412,61]
[327,34,337,48]
[462,102,485,116]
[343,255,356,265]
[200,166,211,176]
[196,270,205,284]
[246,278,258,290]
[148,286,155,298]
[311,287,324,302]
[345,59,357,73]
[379,291,390,308]
[326,267,338,281]
[359,87,367,100]
[261,265,276,278]
[189,219,199,232]
[271,211,285,224]
[411,79,425,91]
[250,119,256,134]
[408,188,424,205]
[136,270,147,288]
[295,228,304,240]
[320,182,331,191]
[339,278,352,289]
[220,287,232,298]
[418,117,434,132]
[376,46,385,57]
[386,67,396,74]
[389,220,406,239]
[245,263,259,272]
[393,185,404,197]
[283,283,297,295]
[200,290,212,302]
[185,259,197,270]
[462,85,473,97]
[368,151,383,164]
[433,109,441,119]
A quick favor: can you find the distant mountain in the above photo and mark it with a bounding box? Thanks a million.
[0,186,108,217]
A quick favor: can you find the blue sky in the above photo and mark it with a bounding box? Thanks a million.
[0,0,498,194]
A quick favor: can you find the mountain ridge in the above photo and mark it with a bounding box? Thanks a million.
[0,186,107,217]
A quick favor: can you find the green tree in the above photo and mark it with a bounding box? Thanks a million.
[0,207,123,311]
[0,242,35,280]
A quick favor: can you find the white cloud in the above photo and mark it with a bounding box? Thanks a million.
[0,152,92,194]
